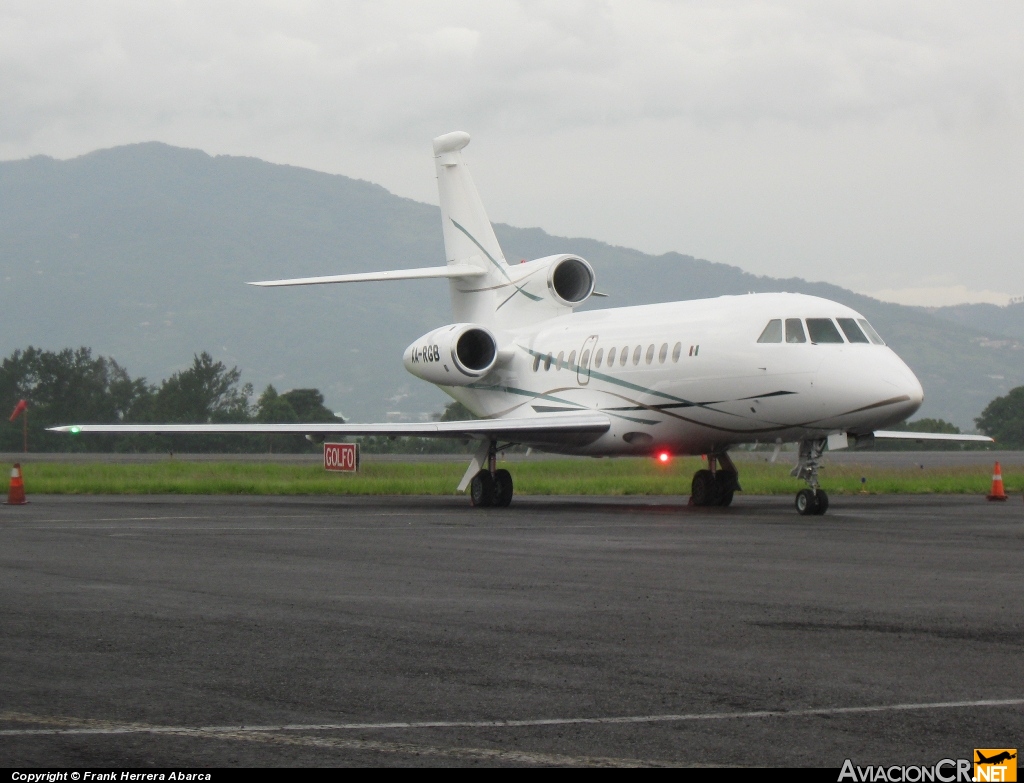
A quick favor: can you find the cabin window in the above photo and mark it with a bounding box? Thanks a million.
[581,349,591,369]
[806,318,844,343]
[785,318,806,343]
[758,319,783,343]
[646,344,655,364]
[568,350,577,367]
[544,353,553,370]
[533,354,541,371]
[837,318,869,343]
[632,346,642,365]
[594,348,604,368]
[672,342,682,362]
[607,347,616,366]
[659,343,668,363]
[556,350,565,369]
[857,319,886,345]
[620,347,628,366]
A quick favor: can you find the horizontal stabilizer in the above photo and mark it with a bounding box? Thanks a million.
[248,264,485,288]
[49,413,611,448]
[873,431,994,443]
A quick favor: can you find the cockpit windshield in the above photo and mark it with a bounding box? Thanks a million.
[757,319,783,343]
[837,318,869,343]
[806,318,844,343]
[758,316,886,345]
[857,318,886,345]
[785,318,806,343]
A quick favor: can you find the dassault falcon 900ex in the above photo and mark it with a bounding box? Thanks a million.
[51,132,992,515]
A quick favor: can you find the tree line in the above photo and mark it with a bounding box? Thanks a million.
[975,387,1024,449]
[0,347,337,453]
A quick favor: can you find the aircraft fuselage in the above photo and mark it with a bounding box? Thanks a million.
[441,291,924,457]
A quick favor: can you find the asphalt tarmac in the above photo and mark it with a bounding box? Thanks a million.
[1,493,1021,767]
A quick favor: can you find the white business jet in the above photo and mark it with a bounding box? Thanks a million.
[52,132,992,514]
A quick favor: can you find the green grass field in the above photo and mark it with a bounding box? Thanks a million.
[12,457,1023,496]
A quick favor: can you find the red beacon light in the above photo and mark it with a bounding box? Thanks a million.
[656,450,671,464]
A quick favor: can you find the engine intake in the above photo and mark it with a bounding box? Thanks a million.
[404,323,501,386]
[455,328,496,373]
[548,256,595,306]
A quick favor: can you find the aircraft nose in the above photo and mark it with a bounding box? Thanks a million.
[881,352,924,419]
[815,347,924,426]
[907,372,924,407]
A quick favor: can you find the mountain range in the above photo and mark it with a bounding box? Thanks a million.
[1,142,1021,428]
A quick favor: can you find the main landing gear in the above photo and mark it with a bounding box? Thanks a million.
[468,439,514,508]
[791,438,829,516]
[690,452,741,507]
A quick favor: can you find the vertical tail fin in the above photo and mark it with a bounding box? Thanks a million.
[433,132,508,324]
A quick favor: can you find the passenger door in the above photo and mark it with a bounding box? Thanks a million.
[577,335,598,385]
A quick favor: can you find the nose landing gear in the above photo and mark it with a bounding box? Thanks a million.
[792,438,829,515]
[690,452,741,507]
[795,487,829,515]
[466,439,514,508]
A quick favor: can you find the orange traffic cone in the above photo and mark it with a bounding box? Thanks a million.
[6,463,27,505]
[987,461,1008,502]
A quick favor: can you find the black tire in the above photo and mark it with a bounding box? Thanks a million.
[795,488,818,516]
[716,470,738,489]
[813,489,829,515]
[493,469,513,507]
[715,470,738,506]
[470,470,495,507]
[691,470,715,506]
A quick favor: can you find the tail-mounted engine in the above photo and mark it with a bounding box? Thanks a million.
[404,323,506,386]
[487,254,597,327]
[546,255,596,307]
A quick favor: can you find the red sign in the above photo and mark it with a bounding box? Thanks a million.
[324,442,359,472]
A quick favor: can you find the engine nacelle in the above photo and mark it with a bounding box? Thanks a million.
[491,254,597,327]
[546,255,596,307]
[404,323,502,386]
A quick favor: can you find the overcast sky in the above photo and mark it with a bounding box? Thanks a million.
[2,1,1022,306]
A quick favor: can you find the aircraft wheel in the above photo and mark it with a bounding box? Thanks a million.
[813,489,829,515]
[691,470,715,506]
[795,488,818,516]
[470,470,495,507]
[715,470,738,506]
[493,469,514,507]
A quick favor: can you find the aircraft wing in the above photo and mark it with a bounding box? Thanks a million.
[248,264,485,287]
[872,431,994,443]
[48,412,611,448]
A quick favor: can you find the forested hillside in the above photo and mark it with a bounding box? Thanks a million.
[925,301,1024,341]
